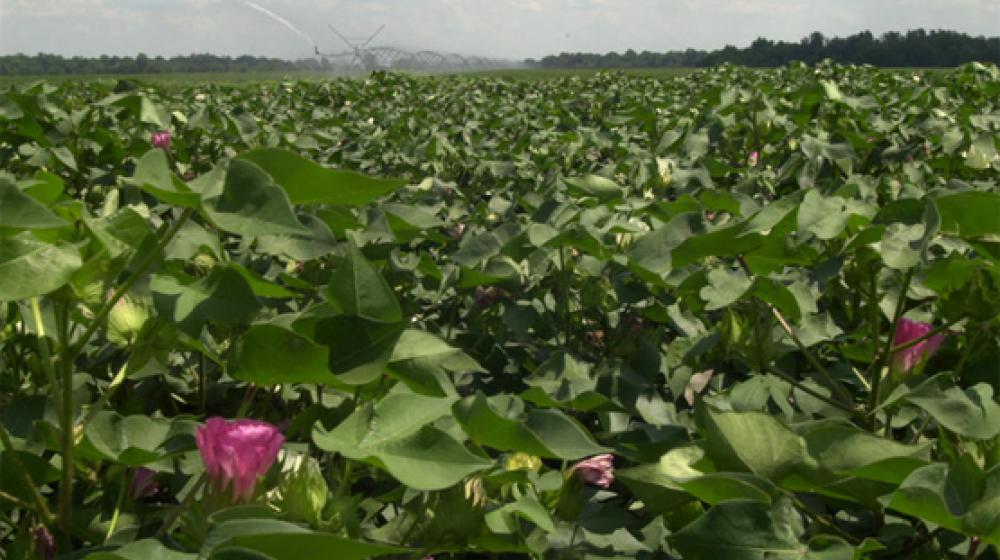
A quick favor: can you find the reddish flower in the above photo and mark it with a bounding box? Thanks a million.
[31,525,55,560]
[129,467,160,500]
[572,454,615,489]
[474,286,501,307]
[748,151,759,166]
[196,417,284,502]
[151,130,172,150]
[891,318,946,377]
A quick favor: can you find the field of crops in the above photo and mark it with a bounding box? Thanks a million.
[1,61,999,559]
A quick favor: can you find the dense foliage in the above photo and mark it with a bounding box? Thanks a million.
[1,62,999,559]
[0,53,327,77]
[532,29,1000,69]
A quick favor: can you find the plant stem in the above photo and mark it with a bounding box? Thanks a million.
[867,267,914,413]
[768,305,855,407]
[57,207,192,548]
[0,423,54,525]
[74,362,128,445]
[154,475,205,539]
[104,471,128,542]
[790,495,860,545]
[30,298,63,425]
[768,366,863,419]
[64,207,193,363]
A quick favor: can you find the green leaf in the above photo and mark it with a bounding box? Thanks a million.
[453,393,608,459]
[127,150,202,209]
[84,539,195,560]
[935,191,1000,242]
[231,322,333,386]
[902,375,1000,440]
[884,457,984,534]
[670,498,846,560]
[0,176,68,230]
[78,412,197,466]
[83,206,154,259]
[700,267,752,310]
[697,406,813,483]
[563,175,624,202]
[312,389,491,490]
[238,148,405,206]
[327,243,403,324]
[0,235,81,301]
[212,533,407,560]
[150,267,260,336]
[198,159,310,237]
[386,329,483,397]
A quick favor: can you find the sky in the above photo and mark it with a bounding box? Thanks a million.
[0,0,997,61]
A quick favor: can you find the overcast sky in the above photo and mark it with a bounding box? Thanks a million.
[0,0,997,60]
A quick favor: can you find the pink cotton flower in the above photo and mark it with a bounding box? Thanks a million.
[572,454,615,489]
[891,318,946,377]
[151,130,172,150]
[748,151,759,166]
[129,467,160,500]
[196,417,285,502]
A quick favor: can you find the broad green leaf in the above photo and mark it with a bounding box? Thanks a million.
[386,329,483,397]
[212,533,407,560]
[231,322,333,386]
[902,375,1000,440]
[697,406,813,482]
[453,393,608,459]
[150,268,260,336]
[0,176,67,230]
[84,539,195,560]
[313,389,490,490]
[198,159,310,237]
[670,498,851,560]
[700,267,752,310]
[564,175,624,202]
[0,235,81,301]
[238,148,405,206]
[127,149,202,209]
[327,243,403,324]
[78,412,197,466]
[935,191,1000,241]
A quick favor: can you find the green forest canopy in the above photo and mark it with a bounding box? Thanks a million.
[0,28,997,75]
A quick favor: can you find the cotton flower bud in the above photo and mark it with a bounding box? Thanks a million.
[277,455,328,526]
[748,151,759,166]
[106,292,152,347]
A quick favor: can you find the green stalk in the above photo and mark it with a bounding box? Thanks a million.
[867,268,914,413]
[74,362,128,445]
[30,298,63,425]
[767,366,864,420]
[64,208,193,363]
[153,475,205,539]
[769,305,855,407]
[104,471,128,542]
[58,207,193,546]
[0,423,54,525]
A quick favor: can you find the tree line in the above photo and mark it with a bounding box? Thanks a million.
[0,53,326,76]
[1,29,997,75]
[529,29,1000,69]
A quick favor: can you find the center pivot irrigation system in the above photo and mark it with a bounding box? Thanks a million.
[314,24,515,72]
